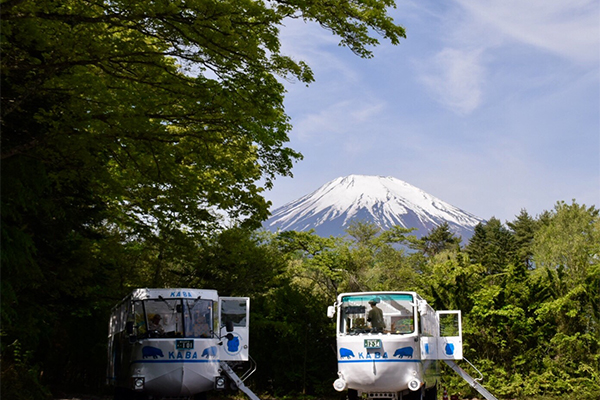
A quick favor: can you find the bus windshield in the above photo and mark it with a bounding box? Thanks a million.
[133,298,214,338]
[340,294,415,335]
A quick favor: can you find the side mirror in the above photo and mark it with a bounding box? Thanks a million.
[226,320,234,333]
[327,306,336,319]
[418,300,429,316]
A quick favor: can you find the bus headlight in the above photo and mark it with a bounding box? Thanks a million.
[333,378,347,391]
[215,376,226,390]
[408,378,421,391]
[133,377,145,390]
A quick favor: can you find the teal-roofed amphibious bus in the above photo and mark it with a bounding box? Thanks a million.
[328,291,463,400]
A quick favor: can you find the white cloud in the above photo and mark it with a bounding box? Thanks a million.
[294,99,386,141]
[454,0,600,66]
[413,0,598,115]
[417,48,485,115]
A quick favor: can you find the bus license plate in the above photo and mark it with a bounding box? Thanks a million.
[176,340,194,350]
[364,339,382,349]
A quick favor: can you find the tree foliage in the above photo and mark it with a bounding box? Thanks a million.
[410,222,461,257]
[1,0,405,398]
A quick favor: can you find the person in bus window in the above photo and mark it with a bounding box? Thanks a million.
[367,299,385,331]
[190,311,211,338]
[148,314,164,336]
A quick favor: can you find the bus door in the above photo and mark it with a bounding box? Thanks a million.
[419,308,438,360]
[436,310,462,360]
[218,297,250,361]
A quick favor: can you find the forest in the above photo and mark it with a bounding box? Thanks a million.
[3,202,599,400]
[1,1,598,399]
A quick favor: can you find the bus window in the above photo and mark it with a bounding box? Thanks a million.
[133,301,147,336]
[439,313,460,337]
[221,299,247,328]
[340,294,415,335]
[183,299,213,338]
[144,299,183,338]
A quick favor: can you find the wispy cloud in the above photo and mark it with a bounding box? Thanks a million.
[454,0,600,66]
[414,0,598,115]
[294,99,386,141]
[417,48,485,115]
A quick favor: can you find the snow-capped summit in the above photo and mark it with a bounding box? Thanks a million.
[263,175,484,239]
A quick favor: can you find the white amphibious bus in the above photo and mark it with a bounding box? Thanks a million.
[107,288,257,400]
[328,291,463,400]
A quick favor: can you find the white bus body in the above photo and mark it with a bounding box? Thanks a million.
[107,288,250,399]
[328,292,462,400]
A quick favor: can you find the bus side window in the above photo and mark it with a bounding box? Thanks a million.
[133,301,147,337]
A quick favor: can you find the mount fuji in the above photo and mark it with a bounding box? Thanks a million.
[263,175,485,240]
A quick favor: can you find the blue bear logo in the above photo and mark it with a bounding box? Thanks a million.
[201,346,218,358]
[227,336,240,353]
[142,346,164,359]
[393,347,414,359]
[445,343,455,356]
[339,348,355,359]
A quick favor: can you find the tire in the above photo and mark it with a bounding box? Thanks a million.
[403,388,423,400]
[132,392,148,400]
[113,387,131,400]
[193,392,208,400]
[424,385,437,400]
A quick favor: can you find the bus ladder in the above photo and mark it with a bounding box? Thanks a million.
[443,359,498,400]
[219,361,261,400]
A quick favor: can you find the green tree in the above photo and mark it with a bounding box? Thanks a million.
[344,222,419,292]
[466,218,517,275]
[507,209,538,269]
[1,0,406,397]
[530,201,600,399]
[533,201,599,285]
[411,222,462,257]
[2,0,405,233]
[275,230,348,298]
[187,228,288,297]
[345,219,382,247]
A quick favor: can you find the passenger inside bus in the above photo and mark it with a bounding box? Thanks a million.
[367,299,385,332]
[184,299,213,338]
[148,314,165,336]
[192,319,211,338]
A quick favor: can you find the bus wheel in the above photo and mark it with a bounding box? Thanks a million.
[193,392,208,400]
[113,387,130,400]
[424,385,437,400]
[403,388,423,400]
[132,392,148,400]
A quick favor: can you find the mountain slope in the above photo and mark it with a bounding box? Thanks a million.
[263,175,484,239]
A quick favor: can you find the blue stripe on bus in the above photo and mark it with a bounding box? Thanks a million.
[131,359,219,364]
[338,359,420,363]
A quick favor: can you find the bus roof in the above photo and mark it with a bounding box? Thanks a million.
[337,291,422,302]
[129,288,219,302]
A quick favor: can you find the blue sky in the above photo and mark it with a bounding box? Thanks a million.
[263,0,600,223]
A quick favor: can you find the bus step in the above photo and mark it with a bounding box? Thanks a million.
[443,359,497,400]
[219,361,261,400]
